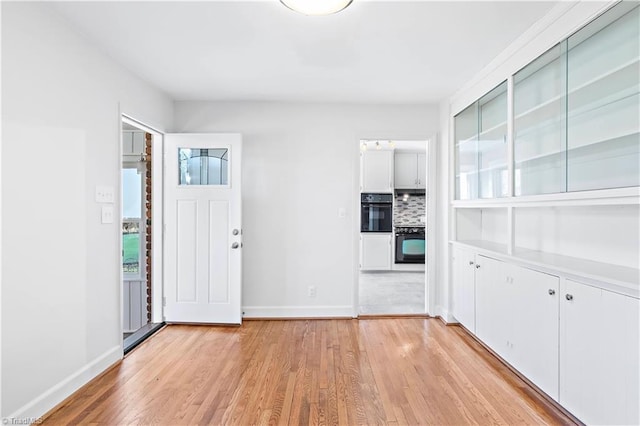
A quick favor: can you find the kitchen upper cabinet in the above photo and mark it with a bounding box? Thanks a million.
[560,279,639,425]
[360,233,392,271]
[451,246,476,333]
[394,152,426,189]
[361,150,393,193]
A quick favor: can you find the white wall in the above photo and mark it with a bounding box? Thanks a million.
[173,101,437,317]
[1,2,173,419]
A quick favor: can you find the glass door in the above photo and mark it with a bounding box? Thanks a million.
[513,42,568,196]
[566,4,640,191]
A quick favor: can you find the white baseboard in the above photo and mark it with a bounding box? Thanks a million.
[242,305,354,319]
[7,345,121,421]
[435,305,457,324]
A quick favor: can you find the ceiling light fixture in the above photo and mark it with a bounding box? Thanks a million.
[375,141,381,150]
[360,141,367,151]
[388,140,395,148]
[280,0,353,16]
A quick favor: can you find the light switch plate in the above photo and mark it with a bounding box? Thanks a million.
[101,205,114,224]
[96,185,115,203]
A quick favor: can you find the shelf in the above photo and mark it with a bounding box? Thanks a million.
[450,239,639,298]
[457,121,507,148]
[452,186,640,207]
[515,130,639,165]
[512,248,639,297]
[451,240,509,255]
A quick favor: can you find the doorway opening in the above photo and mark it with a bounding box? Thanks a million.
[357,139,433,315]
[121,117,164,353]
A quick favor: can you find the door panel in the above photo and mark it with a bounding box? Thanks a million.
[511,266,559,400]
[164,133,242,324]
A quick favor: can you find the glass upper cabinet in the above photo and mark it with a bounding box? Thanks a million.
[454,81,508,200]
[455,102,479,200]
[566,3,640,192]
[514,43,567,196]
[478,81,508,199]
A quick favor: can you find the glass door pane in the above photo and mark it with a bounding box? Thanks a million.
[514,42,567,196]
[455,102,479,200]
[567,4,640,191]
[478,81,508,198]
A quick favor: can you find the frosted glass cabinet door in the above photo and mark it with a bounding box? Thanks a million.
[514,43,567,196]
[455,103,479,200]
[478,81,508,198]
[566,3,640,191]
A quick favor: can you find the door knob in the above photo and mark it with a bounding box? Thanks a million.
[232,229,240,236]
[475,264,481,269]
[231,242,240,249]
[469,261,474,266]
[548,289,556,295]
[565,294,573,301]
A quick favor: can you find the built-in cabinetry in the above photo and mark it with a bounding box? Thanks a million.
[560,279,639,425]
[475,255,559,400]
[394,153,426,189]
[449,3,639,424]
[360,150,394,193]
[360,234,392,271]
[451,246,476,332]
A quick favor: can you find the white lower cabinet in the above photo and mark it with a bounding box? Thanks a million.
[475,256,559,400]
[451,246,477,333]
[560,279,640,425]
[452,246,639,424]
[509,265,559,401]
[360,233,392,271]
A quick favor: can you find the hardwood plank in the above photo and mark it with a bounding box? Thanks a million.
[41,319,578,426]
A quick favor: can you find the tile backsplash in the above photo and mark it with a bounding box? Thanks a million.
[394,194,426,225]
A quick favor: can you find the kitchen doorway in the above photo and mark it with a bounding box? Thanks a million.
[121,116,164,353]
[357,139,434,315]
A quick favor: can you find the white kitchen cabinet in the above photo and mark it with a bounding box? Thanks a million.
[361,150,393,193]
[560,279,639,425]
[474,257,560,400]
[475,255,510,358]
[360,233,392,271]
[509,265,559,400]
[451,246,476,333]
[394,152,426,189]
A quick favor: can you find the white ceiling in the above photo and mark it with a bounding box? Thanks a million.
[51,1,559,104]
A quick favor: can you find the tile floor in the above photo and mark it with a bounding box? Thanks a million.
[358,271,425,315]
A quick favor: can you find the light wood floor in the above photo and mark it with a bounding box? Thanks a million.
[43,319,575,425]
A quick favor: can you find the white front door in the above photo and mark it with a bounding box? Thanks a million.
[164,133,242,324]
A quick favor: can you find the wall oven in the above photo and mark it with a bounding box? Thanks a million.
[361,193,393,232]
[395,227,425,263]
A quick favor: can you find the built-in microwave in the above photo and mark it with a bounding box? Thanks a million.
[361,193,393,232]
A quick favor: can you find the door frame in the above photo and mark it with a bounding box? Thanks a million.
[353,138,437,317]
[120,114,165,351]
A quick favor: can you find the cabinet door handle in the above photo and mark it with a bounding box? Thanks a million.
[468,261,474,266]
[475,264,481,269]
[548,289,555,296]
[565,294,573,301]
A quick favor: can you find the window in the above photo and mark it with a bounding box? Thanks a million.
[178,148,229,185]
[122,167,143,276]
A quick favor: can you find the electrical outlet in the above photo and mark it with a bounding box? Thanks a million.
[101,205,114,224]
[308,285,317,298]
